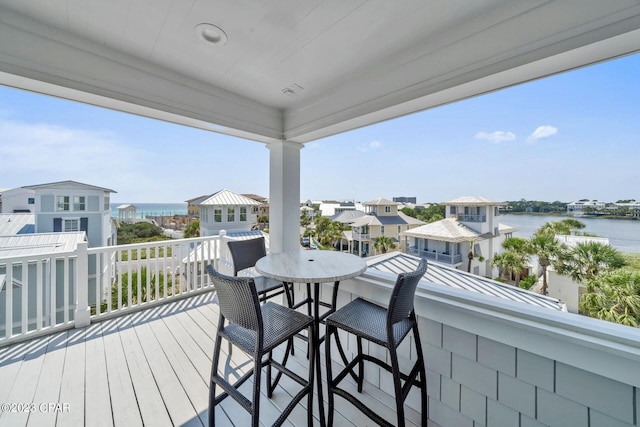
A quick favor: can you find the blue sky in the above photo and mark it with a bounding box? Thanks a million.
[1,53,638,204]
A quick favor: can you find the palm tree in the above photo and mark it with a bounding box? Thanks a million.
[528,232,566,295]
[183,220,200,238]
[537,219,585,236]
[491,241,530,285]
[579,269,640,326]
[556,241,626,283]
[373,236,397,254]
[466,241,485,273]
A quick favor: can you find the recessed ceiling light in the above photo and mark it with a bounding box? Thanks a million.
[194,23,228,46]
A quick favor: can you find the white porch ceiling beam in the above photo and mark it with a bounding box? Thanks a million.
[0,8,284,144]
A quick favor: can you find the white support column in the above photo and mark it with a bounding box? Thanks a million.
[267,140,303,253]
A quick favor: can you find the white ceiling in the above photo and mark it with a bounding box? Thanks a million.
[1,0,640,143]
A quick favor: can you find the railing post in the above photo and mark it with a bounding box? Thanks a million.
[75,242,91,328]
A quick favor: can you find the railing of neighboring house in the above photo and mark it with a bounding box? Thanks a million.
[408,247,463,264]
[0,235,222,346]
[457,214,486,222]
[352,232,370,240]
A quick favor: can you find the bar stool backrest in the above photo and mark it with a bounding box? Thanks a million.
[207,265,262,333]
[227,236,267,275]
[388,258,428,326]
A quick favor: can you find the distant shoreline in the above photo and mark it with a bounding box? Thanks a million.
[503,212,638,221]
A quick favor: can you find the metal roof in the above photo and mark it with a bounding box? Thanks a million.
[367,252,566,311]
[22,180,116,193]
[443,196,503,206]
[198,189,262,206]
[363,198,399,206]
[0,213,35,236]
[0,232,86,259]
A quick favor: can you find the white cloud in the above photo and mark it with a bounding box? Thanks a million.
[0,119,150,190]
[357,140,383,152]
[474,131,516,144]
[527,125,558,142]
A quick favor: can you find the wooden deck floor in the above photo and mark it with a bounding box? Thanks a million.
[0,292,422,427]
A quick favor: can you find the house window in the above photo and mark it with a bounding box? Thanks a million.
[398,225,401,233]
[104,195,110,211]
[201,207,209,222]
[214,208,222,223]
[57,196,70,211]
[64,218,79,232]
[73,196,86,211]
[227,207,235,222]
[28,198,35,205]
[381,226,385,234]
[240,207,247,221]
[384,206,391,213]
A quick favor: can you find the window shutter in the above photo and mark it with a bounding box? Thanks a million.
[80,217,89,232]
[53,218,62,232]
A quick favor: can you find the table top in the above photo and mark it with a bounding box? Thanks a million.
[255,250,367,283]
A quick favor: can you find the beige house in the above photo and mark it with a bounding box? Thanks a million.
[348,198,424,256]
[401,196,516,277]
[185,195,209,218]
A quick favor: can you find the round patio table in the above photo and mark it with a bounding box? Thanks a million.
[255,250,367,427]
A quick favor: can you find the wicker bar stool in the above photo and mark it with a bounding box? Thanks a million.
[227,236,293,305]
[206,265,316,427]
[324,258,428,427]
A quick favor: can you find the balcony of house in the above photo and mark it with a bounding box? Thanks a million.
[408,239,464,266]
[455,214,486,223]
[2,236,639,426]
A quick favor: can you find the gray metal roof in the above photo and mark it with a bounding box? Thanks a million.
[0,214,35,236]
[198,189,262,206]
[367,252,566,311]
[0,232,86,259]
[23,180,116,193]
[401,218,484,243]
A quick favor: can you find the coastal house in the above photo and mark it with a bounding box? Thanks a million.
[0,187,36,213]
[348,198,425,256]
[185,194,209,218]
[567,200,606,216]
[22,180,117,248]
[2,3,640,426]
[401,196,516,277]
[196,189,262,236]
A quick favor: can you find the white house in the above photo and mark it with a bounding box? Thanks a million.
[0,187,36,213]
[566,200,606,215]
[401,196,516,277]
[117,204,137,223]
[197,189,261,236]
[23,180,117,248]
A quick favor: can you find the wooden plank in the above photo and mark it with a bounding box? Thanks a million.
[115,314,172,427]
[84,323,114,427]
[101,317,144,427]
[56,328,87,427]
[26,331,69,427]
[147,313,209,425]
[0,336,49,427]
[133,316,203,426]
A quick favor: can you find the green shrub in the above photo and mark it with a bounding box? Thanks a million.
[519,275,537,290]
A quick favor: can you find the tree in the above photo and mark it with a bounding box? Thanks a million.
[183,220,200,238]
[300,210,311,227]
[491,237,530,285]
[579,269,640,327]
[373,236,397,254]
[537,219,585,236]
[528,232,566,294]
[466,241,485,273]
[555,241,625,283]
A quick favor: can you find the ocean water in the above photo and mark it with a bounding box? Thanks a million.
[111,203,187,218]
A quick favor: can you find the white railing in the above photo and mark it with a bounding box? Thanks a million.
[1,250,78,342]
[0,234,222,345]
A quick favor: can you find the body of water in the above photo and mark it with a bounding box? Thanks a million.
[502,214,640,253]
[111,203,187,218]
